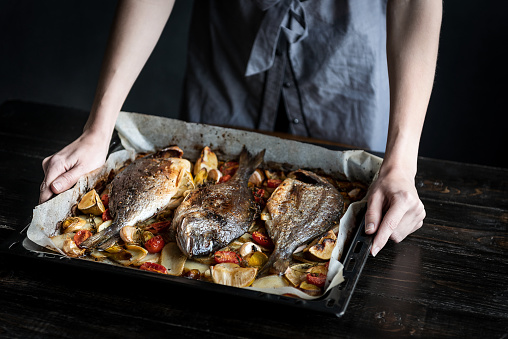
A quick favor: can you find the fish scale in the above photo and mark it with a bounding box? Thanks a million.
[260,169,344,276]
[172,148,265,257]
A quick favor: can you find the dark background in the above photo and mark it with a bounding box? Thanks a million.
[1,1,507,168]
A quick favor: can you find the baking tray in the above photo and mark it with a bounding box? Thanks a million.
[0,211,371,317]
[0,131,375,317]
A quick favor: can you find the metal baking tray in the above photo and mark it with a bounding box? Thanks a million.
[0,133,374,317]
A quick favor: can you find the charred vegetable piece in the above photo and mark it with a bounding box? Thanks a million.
[214,251,242,264]
[304,230,337,261]
[140,262,168,274]
[145,221,172,235]
[266,179,283,189]
[220,161,239,177]
[63,238,85,258]
[194,146,218,176]
[145,235,165,254]
[252,231,274,249]
[306,273,326,288]
[61,217,86,233]
[102,209,112,222]
[74,230,92,247]
[100,194,109,209]
[218,174,232,183]
[183,269,201,280]
[77,189,106,215]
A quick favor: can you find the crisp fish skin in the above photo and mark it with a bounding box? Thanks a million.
[80,151,191,249]
[260,170,344,275]
[173,148,265,257]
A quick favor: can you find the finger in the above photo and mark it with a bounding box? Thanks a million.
[390,211,423,243]
[371,198,408,256]
[364,192,384,235]
[49,165,84,194]
[39,155,60,204]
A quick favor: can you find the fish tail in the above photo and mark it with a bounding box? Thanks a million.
[257,248,289,277]
[236,147,265,180]
[80,223,119,249]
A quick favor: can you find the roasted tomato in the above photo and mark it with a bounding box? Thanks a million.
[74,230,92,247]
[144,235,165,253]
[214,250,242,264]
[100,194,109,209]
[218,174,232,183]
[267,179,283,189]
[252,188,266,205]
[220,161,239,176]
[306,273,326,288]
[102,208,112,222]
[140,262,168,274]
[145,221,171,235]
[252,231,274,249]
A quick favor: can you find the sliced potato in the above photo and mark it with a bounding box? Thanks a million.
[135,252,161,266]
[184,260,211,273]
[160,242,187,276]
[211,263,257,288]
[251,275,289,289]
[299,281,322,296]
[77,189,105,215]
[113,244,148,266]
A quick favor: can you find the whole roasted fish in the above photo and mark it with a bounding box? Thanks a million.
[81,147,192,249]
[260,170,344,275]
[172,148,265,257]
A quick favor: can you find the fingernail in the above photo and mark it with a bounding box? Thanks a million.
[52,181,62,192]
[365,223,375,232]
[372,246,380,257]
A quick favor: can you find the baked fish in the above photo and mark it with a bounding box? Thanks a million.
[260,170,344,275]
[172,148,265,257]
[81,147,192,250]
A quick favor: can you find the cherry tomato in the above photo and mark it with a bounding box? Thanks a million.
[306,273,326,288]
[220,161,239,176]
[102,209,112,222]
[100,194,109,209]
[144,235,165,253]
[252,188,266,204]
[218,174,232,183]
[74,230,92,247]
[214,251,242,264]
[145,221,171,235]
[139,262,168,274]
[252,231,274,249]
[267,179,283,188]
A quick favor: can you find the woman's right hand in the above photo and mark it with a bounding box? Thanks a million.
[39,130,110,204]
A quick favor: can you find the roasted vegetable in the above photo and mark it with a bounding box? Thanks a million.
[211,263,257,288]
[77,189,106,215]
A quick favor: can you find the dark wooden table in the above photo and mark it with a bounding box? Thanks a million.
[0,100,506,338]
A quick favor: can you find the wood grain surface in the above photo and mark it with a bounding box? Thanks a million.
[0,101,506,338]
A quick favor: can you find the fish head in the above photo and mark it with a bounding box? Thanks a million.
[175,213,218,257]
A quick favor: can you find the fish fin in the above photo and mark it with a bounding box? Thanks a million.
[235,147,265,180]
[97,234,121,251]
[80,224,117,249]
[257,248,289,277]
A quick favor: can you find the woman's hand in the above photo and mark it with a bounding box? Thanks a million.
[39,131,110,204]
[364,166,425,256]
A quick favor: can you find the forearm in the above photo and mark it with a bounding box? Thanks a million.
[85,0,175,138]
[384,0,442,176]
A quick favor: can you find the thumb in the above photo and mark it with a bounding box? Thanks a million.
[50,166,84,194]
[364,192,383,235]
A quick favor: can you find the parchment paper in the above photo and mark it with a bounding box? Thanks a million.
[28,111,383,299]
